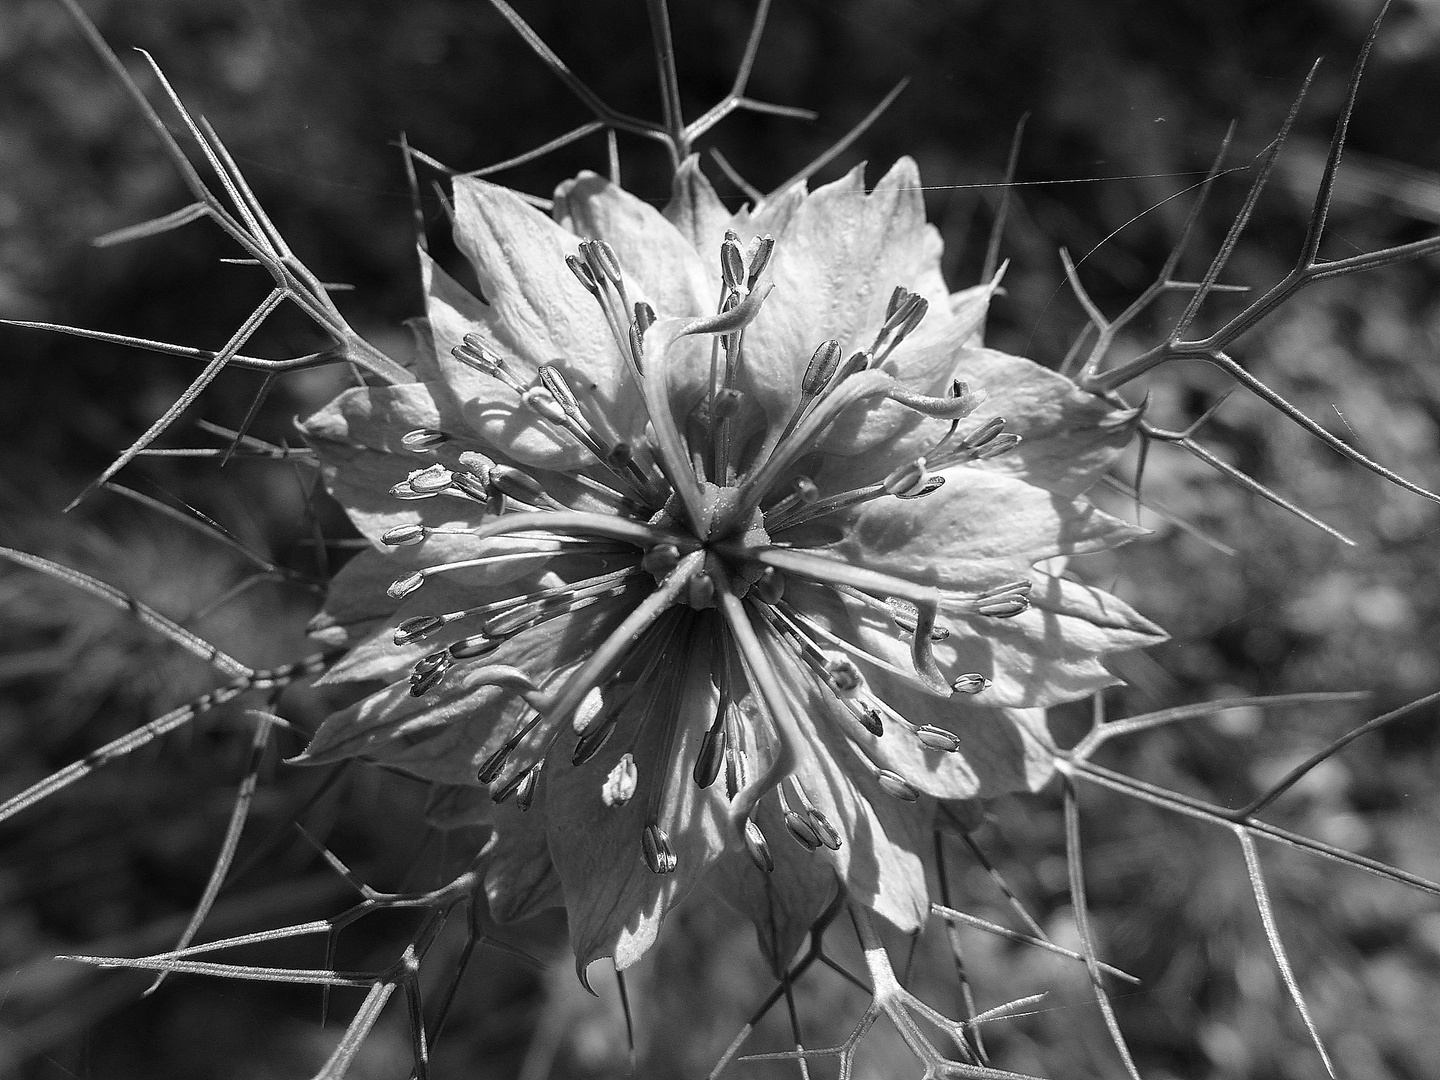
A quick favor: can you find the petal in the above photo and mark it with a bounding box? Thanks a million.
[296,588,640,784]
[545,628,730,972]
[958,347,1138,496]
[663,156,733,255]
[704,797,839,975]
[817,467,1148,592]
[553,172,714,322]
[759,649,933,933]
[737,159,951,436]
[483,786,566,923]
[448,177,648,466]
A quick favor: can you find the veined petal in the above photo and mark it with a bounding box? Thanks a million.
[449,177,649,465]
[663,156,733,255]
[818,467,1149,592]
[296,591,638,784]
[545,628,730,972]
[483,784,566,923]
[704,797,839,975]
[737,158,951,436]
[763,649,932,933]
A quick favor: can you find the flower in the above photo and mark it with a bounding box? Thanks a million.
[296,157,1163,976]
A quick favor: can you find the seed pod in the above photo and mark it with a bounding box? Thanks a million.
[875,769,919,802]
[783,810,822,851]
[642,823,677,874]
[744,818,774,873]
[381,523,427,547]
[915,725,962,753]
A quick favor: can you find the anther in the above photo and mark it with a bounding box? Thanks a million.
[882,458,930,498]
[573,685,608,735]
[974,580,1032,618]
[848,701,884,737]
[885,285,909,321]
[887,598,951,642]
[410,651,451,696]
[585,238,624,288]
[401,428,449,451]
[783,809,822,851]
[801,340,844,397]
[381,523,428,547]
[488,464,551,507]
[453,335,524,391]
[896,475,946,500]
[693,713,726,788]
[573,711,621,765]
[449,634,501,660]
[515,766,540,812]
[633,301,656,335]
[875,769,920,802]
[765,477,819,523]
[959,415,1006,451]
[476,742,512,784]
[951,673,992,695]
[408,463,453,494]
[602,753,637,807]
[808,808,842,850]
[973,432,1021,460]
[642,823,678,875]
[915,725,962,753]
[641,543,681,577]
[394,615,445,646]
[538,366,581,414]
[743,817,774,873]
[754,567,785,605]
[744,235,774,287]
[388,478,436,500]
[721,233,747,292]
[388,572,424,599]
[566,254,599,294]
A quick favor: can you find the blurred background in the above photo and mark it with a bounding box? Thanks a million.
[3,0,1440,1077]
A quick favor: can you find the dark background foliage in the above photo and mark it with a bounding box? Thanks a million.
[3,0,1440,1077]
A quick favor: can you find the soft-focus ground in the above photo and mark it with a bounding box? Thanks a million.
[3,1,1440,1077]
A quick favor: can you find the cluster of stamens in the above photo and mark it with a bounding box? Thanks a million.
[374,232,1026,877]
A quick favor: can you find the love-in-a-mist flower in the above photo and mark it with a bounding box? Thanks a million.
[297,157,1163,975]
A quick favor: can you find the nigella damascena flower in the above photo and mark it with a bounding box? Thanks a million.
[296,157,1163,974]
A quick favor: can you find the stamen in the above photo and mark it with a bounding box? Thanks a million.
[962,579,1033,619]
[489,464,571,512]
[914,725,962,752]
[770,339,843,449]
[882,458,929,498]
[453,334,527,393]
[401,428,449,451]
[720,232,747,293]
[874,768,920,802]
[449,634,501,660]
[409,650,451,696]
[381,523,427,547]
[765,477,818,523]
[516,765,542,811]
[633,301,656,335]
[744,235,774,287]
[951,673,992,695]
[642,822,678,874]
[886,598,952,642]
[743,817,774,872]
[693,706,726,788]
[408,463,454,494]
[782,808,822,851]
[602,752,638,807]
[394,615,445,646]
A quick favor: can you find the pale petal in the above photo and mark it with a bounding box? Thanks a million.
[737,159,951,436]
[704,797,839,974]
[546,633,730,971]
[483,785,566,923]
[663,156,733,254]
[296,591,640,784]
[449,177,649,465]
[818,467,1148,591]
